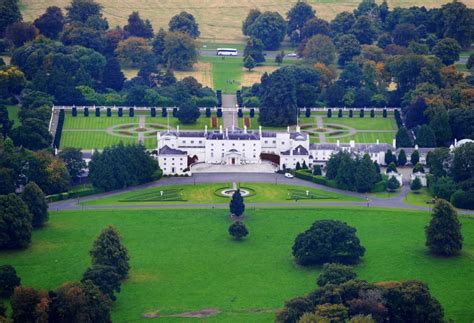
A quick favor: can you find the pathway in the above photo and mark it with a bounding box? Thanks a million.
[49,173,474,215]
[138,115,146,144]
[222,94,237,129]
[315,116,326,143]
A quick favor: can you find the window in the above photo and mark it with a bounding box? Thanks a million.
[191,140,194,144]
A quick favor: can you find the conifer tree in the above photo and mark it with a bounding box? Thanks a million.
[229,189,245,217]
[102,56,125,91]
[411,177,422,192]
[411,150,420,165]
[425,199,463,256]
[21,182,48,228]
[398,149,407,166]
[90,226,130,280]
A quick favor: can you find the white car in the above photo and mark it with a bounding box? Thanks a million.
[284,173,294,178]
[287,53,298,57]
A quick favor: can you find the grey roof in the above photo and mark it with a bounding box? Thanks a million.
[158,145,187,155]
[396,148,434,154]
[310,143,393,153]
[281,145,309,156]
[261,132,277,137]
[290,132,308,140]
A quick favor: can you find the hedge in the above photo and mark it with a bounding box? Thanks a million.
[295,170,386,192]
[47,187,104,202]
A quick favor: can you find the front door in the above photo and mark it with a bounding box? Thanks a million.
[231,158,235,165]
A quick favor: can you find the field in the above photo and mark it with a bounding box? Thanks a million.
[6,105,19,127]
[81,182,362,206]
[20,0,471,43]
[1,207,473,322]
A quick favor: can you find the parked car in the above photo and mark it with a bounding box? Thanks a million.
[285,173,294,178]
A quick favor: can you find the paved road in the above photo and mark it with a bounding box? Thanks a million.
[48,173,474,215]
[222,94,237,129]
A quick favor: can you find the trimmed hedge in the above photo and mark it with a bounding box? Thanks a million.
[47,187,104,202]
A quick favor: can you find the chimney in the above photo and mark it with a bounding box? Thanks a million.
[259,125,262,137]
[350,140,355,148]
[392,138,396,149]
[205,125,208,135]
[290,147,293,156]
[296,125,301,133]
[225,127,228,138]
[336,140,340,147]
[244,125,247,134]
[232,124,235,132]
[219,125,223,134]
[415,144,419,150]
[287,126,290,133]
[454,138,457,146]
[177,125,180,134]
[376,139,379,144]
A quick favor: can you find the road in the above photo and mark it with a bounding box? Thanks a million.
[200,49,299,60]
[48,173,474,215]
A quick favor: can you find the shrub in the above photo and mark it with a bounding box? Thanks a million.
[360,109,364,118]
[129,107,134,117]
[238,108,243,118]
[387,176,400,191]
[327,109,332,117]
[205,107,211,117]
[228,221,248,240]
[383,109,387,118]
[292,220,365,266]
[161,107,167,117]
[370,109,375,118]
[317,263,357,287]
[305,108,311,117]
[0,265,21,297]
[450,190,474,209]
[275,296,313,323]
[217,108,222,117]
[229,189,245,216]
[72,106,77,116]
[118,107,123,117]
[338,109,343,118]
[107,107,112,117]
[250,108,255,118]
[411,177,422,192]
[349,109,353,118]
[84,107,89,117]
[95,107,100,117]
[313,165,322,176]
[172,107,178,117]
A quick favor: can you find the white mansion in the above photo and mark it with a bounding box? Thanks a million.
[156,125,433,175]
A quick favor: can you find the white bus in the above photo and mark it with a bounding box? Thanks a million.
[216,48,238,56]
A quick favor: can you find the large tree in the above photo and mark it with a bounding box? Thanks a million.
[432,38,462,65]
[354,154,377,193]
[66,0,103,23]
[90,226,130,279]
[11,287,46,323]
[0,264,21,297]
[177,100,200,124]
[292,220,365,265]
[21,182,48,228]
[0,0,22,36]
[243,37,265,63]
[247,11,287,50]
[302,34,336,65]
[115,37,153,68]
[350,15,377,45]
[441,1,474,49]
[101,56,125,91]
[10,118,52,150]
[82,265,122,301]
[451,142,474,183]
[163,31,198,70]
[396,126,413,147]
[34,6,65,39]
[229,189,245,216]
[336,34,361,65]
[286,1,315,43]
[5,22,38,48]
[0,194,32,249]
[242,9,261,36]
[415,124,436,148]
[59,147,87,182]
[152,28,167,64]
[168,11,200,38]
[124,11,153,38]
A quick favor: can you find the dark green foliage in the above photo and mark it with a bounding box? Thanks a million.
[124,11,153,38]
[395,127,413,148]
[317,263,357,287]
[450,189,474,209]
[5,21,38,48]
[467,54,474,70]
[370,109,375,118]
[246,11,287,50]
[0,264,21,297]
[425,199,463,256]
[397,149,407,166]
[350,15,377,44]
[359,109,364,118]
[313,165,322,176]
[411,177,422,192]
[90,226,130,280]
[152,28,167,64]
[384,149,396,165]
[386,162,397,173]
[228,221,248,240]
[229,189,245,216]
[21,182,48,228]
[286,1,315,42]
[336,34,361,65]
[451,142,474,183]
[89,143,158,191]
[327,109,332,117]
[0,0,22,36]
[164,31,198,70]
[410,149,419,165]
[242,9,261,36]
[0,194,32,249]
[102,56,125,91]
[177,100,200,124]
[11,286,44,323]
[169,11,200,38]
[338,109,343,118]
[384,281,444,322]
[66,0,102,23]
[0,105,13,139]
[82,265,121,301]
[392,23,418,46]
[429,176,457,201]
[432,38,461,65]
[244,55,256,71]
[354,154,377,193]
[243,37,265,63]
[0,167,15,194]
[292,220,365,266]
[387,176,400,191]
[441,1,474,48]
[34,6,65,39]
[59,147,86,181]
[413,162,424,173]
[415,124,436,148]
[275,296,313,323]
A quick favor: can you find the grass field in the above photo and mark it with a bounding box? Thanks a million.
[201,56,244,93]
[21,0,470,43]
[0,207,473,322]
[82,182,362,206]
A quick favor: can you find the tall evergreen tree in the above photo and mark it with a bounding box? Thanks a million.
[34,6,65,39]
[229,189,245,217]
[354,154,377,193]
[397,149,407,166]
[124,11,153,38]
[415,124,436,148]
[20,182,48,228]
[90,226,130,279]
[244,55,256,71]
[411,149,420,165]
[425,199,463,256]
[152,28,167,64]
[102,56,125,91]
[395,126,413,148]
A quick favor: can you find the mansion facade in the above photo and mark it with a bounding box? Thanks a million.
[156,126,431,175]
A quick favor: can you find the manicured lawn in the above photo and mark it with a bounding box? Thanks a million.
[0,207,473,322]
[201,56,243,93]
[63,113,139,129]
[405,188,435,207]
[60,131,137,149]
[82,182,362,206]
[326,132,396,144]
[6,105,20,127]
[322,116,397,131]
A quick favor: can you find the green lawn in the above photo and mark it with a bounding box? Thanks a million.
[201,56,243,93]
[60,131,137,149]
[6,105,20,127]
[326,132,396,144]
[322,116,397,131]
[82,183,362,206]
[63,113,139,129]
[0,207,473,322]
[404,188,435,207]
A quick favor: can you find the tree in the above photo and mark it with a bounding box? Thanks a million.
[330,11,355,35]
[410,149,420,165]
[316,263,357,287]
[292,220,365,266]
[286,1,315,42]
[350,15,377,45]
[52,281,112,322]
[163,31,198,70]
[411,177,422,192]
[467,54,474,70]
[247,11,287,50]
[59,147,86,182]
[315,303,349,322]
[386,162,397,173]
[415,124,436,148]
[152,28,167,64]
[0,168,15,194]
[102,56,125,91]
[0,0,22,36]
[313,164,322,176]
[0,265,21,297]
[337,34,361,65]
[228,221,249,240]
[34,6,64,39]
[11,286,45,323]
[0,194,32,249]
[452,142,474,183]
[229,189,245,216]
[303,34,335,65]
[384,281,444,322]
[90,226,130,280]
[169,11,199,38]
[301,17,332,41]
[124,11,153,38]
[60,23,107,53]
[441,1,474,49]
[432,38,462,65]
[243,37,265,63]
[243,55,256,71]
[66,0,103,23]
[5,22,39,48]
[115,37,153,68]
[355,154,377,193]
[395,127,413,148]
[392,23,418,46]
[177,100,200,124]
[384,149,396,165]
[397,149,407,166]
[21,182,48,228]
[0,106,13,139]
[275,296,313,323]
[242,9,261,36]
[387,176,400,191]
[428,106,451,146]
[82,265,121,301]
